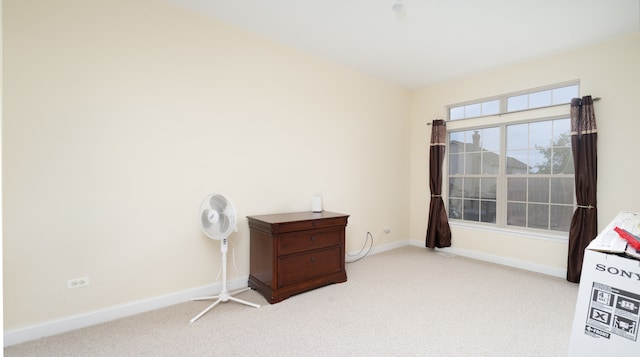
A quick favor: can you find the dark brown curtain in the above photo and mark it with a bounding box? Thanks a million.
[426,119,452,249]
[567,96,598,283]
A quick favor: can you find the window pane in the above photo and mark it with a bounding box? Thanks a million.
[507,94,528,112]
[458,127,498,175]
[553,120,572,147]
[481,178,497,199]
[450,106,465,120]
[465,130,482,151]
[507,177,527,201]
[529,148,550,174]
[449,153,464,174]
[552,85,578,105]
[482,151,499,174]
[480,127,500,151]
[449,178,463,198]
[507,123,528,150]
[528,203,549,229]
[529,121,552,147]
[464,178,480,199]
[507,202,526,227]
[465,153,482,174]
[550,178,574,204]
[529,90,552,108]
[465,103,481,118]
[528,178,550,203]
[449,132,464,153]
[550,205,573,232]
[482,100,500,116]
[552,147,574,174]
[481,201,496,223]
[506,150,529,174]
[449,199,462,219]
[464,200,480,221]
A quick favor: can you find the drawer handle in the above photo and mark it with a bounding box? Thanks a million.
[310,236,316,241]
[310,257,316,262]
[312,221,317,227]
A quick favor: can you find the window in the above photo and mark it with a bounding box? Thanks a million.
[446,83,578,235]
[450,99,500,120]
[507,86,578,112]
[449,83,578,120]
[448,128,500,223]
[504,118,574,232]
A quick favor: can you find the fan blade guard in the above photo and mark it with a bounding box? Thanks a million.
[199,193,237,240]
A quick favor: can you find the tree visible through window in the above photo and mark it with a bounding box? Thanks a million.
[505,118,574,231]
[446,83,578,235]
[448,118,574,233]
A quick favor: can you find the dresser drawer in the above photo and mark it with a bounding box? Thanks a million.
[247,212,348,235]
[277,247,342,287]
[274,217,347,233]
[278,229,341,255]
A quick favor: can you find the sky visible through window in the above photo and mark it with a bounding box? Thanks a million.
[449,84,578,121]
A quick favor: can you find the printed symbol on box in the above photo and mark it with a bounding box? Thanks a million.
[590,308,611,324]
[617,297,640,315]
[593,289,614,306]
[585,325,611,339]
[614,316,637,334]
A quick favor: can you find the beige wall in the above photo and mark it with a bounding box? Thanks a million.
[3,0,410,329]
[4,0,640,335]
[410,33,640,272]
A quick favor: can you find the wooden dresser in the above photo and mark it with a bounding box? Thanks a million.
[247,211,349,304]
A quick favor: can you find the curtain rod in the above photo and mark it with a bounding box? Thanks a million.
[426,97,602,125]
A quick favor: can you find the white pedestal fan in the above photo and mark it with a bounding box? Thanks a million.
[190,193,259,324]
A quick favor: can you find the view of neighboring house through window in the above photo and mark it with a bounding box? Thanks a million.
[449,127,499,224]
[446,83,578,235]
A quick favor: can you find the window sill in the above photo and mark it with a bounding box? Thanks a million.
[449,221,569,244]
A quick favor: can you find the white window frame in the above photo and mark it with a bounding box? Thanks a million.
[444,82,579,243]
[448,81,579,121]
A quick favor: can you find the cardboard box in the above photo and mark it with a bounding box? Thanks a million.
[568,211,640,356]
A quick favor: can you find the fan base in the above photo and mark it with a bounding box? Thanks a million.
[189,287,260,323]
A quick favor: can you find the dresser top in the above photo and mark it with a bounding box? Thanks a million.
[246,211,349,224]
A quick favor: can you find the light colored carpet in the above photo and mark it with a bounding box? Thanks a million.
[4,246,579,356]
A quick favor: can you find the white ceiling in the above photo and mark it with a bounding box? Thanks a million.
[168,0,640,89]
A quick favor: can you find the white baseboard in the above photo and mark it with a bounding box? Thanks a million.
[6,240,567,347]
[346,239,408,261]
[9,240,412,348]
[3,278,248,347]
[350,238,566,279]
[409,239,566,278]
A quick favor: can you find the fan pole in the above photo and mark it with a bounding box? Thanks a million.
[190,238,260,323]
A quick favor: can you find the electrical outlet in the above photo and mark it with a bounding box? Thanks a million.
[383,227,391,233]
[67,277,90,289]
